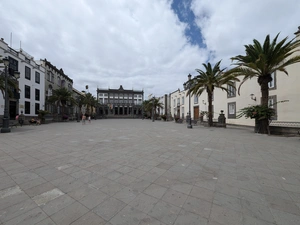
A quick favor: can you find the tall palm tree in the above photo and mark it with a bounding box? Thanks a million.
[84,93,97,115]
[1,57,19,98]
[228,33,300,134]
[187,60,239,127]
[142,98,163,118]
[48,87,75,118]
[0,71,19,98]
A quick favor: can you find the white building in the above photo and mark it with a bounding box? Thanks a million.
[0,38,45,119]
[169,27,300,127]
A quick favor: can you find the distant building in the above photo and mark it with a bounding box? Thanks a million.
[97,85,144,117]
[0,38,45,119]
[169,26,300,130]
[39,59,73,116]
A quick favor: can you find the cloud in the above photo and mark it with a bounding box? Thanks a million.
[191,0,300,67]
[0,0,208,97]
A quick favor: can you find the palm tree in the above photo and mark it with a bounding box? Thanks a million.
[187,60,239,127]
[84,93,97,115]
[142,98,163,119]
[48,87,75,118]
[0,57,19,98]
[228,33,300,134]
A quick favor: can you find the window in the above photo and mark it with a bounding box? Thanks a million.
[51,73,54,83]
[35,72,40,84]
[228,102,236,119]
[25,85,30,99]
[35,103,40,115]
[25,66,31,80]
[47,72,50,81]
[173,99,176,107]
[35,89,40,101]
[194,96,198,104]
[177,98,180,106]
[9,57,18,75]
[227,83,236,98]
[182,96,184,105]
[268,95,277,120]
[269,72,276,89]
[25,101,30,114]
[57,76,61,86]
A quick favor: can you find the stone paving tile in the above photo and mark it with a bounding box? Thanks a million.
[270,208,300,225]
[183,196,212,219]
[241,199,275,223]
[174,209,208,225]
[93,197,127,221]
[35,217,57,225]
[161,188,188,207]
[113,186,139,204]
[41,194,75,216]
[209,204,243,225]
[109,205,147,225]
[0,198,37,224]
[1,120,300,224]
[5,207,48,225]
[213,192,242,212]
[128,193,159,213]
[71,211,106,225]
[24,182,56,198]
[143,184,168,199]
[0,191,29,211]
[50,201,89,225]
[189,185,214,202]
[148,200,181,225]
[79,190,109,209]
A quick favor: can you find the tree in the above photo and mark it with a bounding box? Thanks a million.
[228,34,300,134]
[84,93,97,115]
[48,87,75,118]
[187,60,239,127]
[0,57,19,98]
[142,98,163,119]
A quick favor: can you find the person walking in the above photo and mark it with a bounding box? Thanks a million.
[88,115,91,123]
[19,111,25,127]
[82,114,86,125]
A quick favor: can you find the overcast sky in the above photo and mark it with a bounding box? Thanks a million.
[0,0,299,98]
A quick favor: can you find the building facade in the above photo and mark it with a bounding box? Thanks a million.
[97,85,144,117]
[0,38,45,120]
[39,59,73,116]
[169,27,300,127]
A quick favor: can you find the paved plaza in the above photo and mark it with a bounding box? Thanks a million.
[0,119,300,225]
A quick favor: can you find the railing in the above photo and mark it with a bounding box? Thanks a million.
[269,121,300,128]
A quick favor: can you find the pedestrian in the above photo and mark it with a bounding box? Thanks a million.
[19,111,25,127]
[82,114,86,125]
[88,115,91,123]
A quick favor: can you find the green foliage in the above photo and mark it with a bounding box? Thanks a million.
[237,100,288,120]
[187,60,239,126]
[38,110,49,119]
[228,33,300,97]
[237,105,275,120]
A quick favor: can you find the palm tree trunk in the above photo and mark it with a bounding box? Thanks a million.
[207,92,213,127]
[258,76,271,134]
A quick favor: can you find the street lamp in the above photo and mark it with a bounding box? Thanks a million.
[152,96,155,122]
[183,74,192,129]
[1,58,20,133]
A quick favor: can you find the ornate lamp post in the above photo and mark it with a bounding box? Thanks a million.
[183,74,192,129]
[1,58,20,133]
[152,96,155,122]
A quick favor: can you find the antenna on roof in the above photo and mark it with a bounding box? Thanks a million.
[10,32,12,47]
